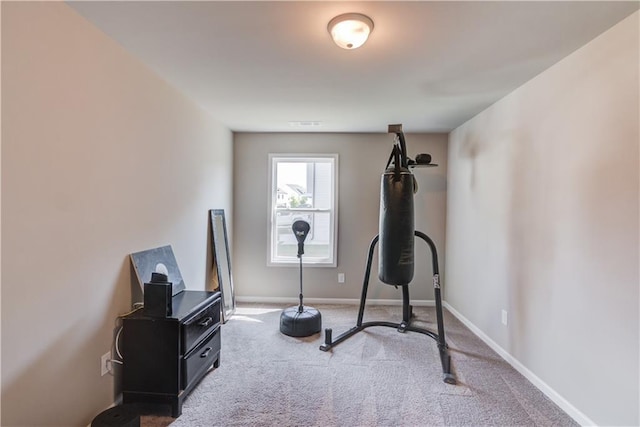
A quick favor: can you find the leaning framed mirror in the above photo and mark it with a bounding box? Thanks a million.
[209,209,236,322]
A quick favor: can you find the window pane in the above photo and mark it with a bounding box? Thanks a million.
[312,162,333,210]
[275,160,333,210]
[276,162,312,209]
[274,211,332,260]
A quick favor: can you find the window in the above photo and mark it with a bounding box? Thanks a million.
[268,154,338,266]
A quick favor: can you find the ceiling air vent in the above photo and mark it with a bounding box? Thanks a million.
[288,121,323,128]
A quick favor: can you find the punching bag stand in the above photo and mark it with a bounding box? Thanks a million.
[280,220,322,337]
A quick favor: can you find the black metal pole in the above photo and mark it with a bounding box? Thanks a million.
[402,285,410,323]
[357,235,379,326]
[298,255,303,313]
[415,231,455,383]
[415,231,446,347]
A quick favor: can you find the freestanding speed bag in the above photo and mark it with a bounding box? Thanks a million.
[378,167,415,285]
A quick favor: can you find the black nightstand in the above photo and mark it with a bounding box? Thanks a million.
[122,290,221,417]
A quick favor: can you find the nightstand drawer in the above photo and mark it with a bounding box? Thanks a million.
[182,327,221,388]
[182,297,220,353]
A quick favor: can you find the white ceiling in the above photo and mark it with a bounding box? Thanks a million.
[69,1,639,133]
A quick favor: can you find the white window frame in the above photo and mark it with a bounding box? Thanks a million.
[267,153,338,267]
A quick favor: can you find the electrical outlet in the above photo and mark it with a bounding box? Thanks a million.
[501,310,508,326]
[338,273,345,283]
[101,351,111,376]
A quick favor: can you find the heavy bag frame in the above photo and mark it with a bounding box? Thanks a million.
[318,124,456,385]
[319,232,455,384]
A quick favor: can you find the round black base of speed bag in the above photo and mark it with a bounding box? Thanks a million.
[280,306,322,337]
[91,405,140,427]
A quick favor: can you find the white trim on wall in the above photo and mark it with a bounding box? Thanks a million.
[443,301,597,427]
[236,296,435,306]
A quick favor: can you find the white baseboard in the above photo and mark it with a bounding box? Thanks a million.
[443,301,596,427]
[235,296,435,306]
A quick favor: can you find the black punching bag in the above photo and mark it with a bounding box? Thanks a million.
[378,165,415,285]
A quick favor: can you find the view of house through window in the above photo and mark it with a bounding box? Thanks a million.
[269,155,338,266]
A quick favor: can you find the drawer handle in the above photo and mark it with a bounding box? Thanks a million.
[200,347,213,358]
[198,317,213,327]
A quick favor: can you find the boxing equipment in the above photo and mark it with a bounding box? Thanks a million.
[293,219,310,260]
[319,124,455,385]
[378,146,415,286]
[280,220,322,337]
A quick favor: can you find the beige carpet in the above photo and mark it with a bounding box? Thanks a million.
[140,303,577,426]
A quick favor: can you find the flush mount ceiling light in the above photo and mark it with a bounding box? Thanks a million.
[327,13,374,50]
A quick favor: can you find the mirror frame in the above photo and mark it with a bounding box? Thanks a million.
[210,209,236,322]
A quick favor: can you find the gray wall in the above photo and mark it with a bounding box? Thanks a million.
[1,3,233,425]
[233,133,448,302]
[445,12,638,426]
